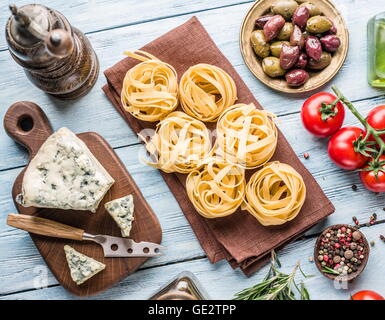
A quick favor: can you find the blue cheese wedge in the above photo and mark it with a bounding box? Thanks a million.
[16,127,114,213]
[64,245,106,285]
[105,195,134,237]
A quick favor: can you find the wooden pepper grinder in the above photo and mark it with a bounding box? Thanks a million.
[5,4,99,99]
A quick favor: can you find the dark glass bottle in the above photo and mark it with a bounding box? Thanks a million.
[149,271,209,300]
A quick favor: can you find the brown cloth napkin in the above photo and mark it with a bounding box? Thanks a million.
[102,16,335,275]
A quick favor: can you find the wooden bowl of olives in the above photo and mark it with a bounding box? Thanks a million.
[314,224,369,282]
[240,0,349,93]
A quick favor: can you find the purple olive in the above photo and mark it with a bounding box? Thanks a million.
[305,36,322,61]
[285,69,309,86]
[280,43,300,69]
[295,53,308,69]
[263,15,286,42]
[292,6,309,29]
[320,34,341,52]
[255,15,273,29]
[290,25,305,49]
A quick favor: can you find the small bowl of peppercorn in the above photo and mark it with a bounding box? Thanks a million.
[314,224,369,281]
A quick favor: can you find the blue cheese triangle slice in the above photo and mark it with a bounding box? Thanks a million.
[105,194,134,237]
[17,128,114,213]
[64,245,106,285]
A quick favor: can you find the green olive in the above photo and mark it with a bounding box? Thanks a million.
[308,51,332,70]
[299,2,322,16]
[270,41,290,57]
[271,0,299,20]
[250,30,270,58]
[306,16,332,34]
[277,23,294,40]
[262,56,286,77]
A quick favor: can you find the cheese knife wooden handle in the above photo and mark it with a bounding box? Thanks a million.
[7,214,84,241]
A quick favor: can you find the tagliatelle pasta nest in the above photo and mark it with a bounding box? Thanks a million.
[179,64,237,122]
[140,111,212,174]
[242,161,306,226]
[121,50,178,122]
[186,159,246,218]
[215,103,278,169]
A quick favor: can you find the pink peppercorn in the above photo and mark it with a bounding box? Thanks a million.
[324,255,329,262]
[346,237,351,242]
[341,227,346,233]
[335,243,340,248]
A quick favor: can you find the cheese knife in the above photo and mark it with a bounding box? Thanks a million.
[7,213,166,257]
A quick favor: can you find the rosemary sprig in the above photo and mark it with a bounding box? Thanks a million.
[322,266,340,275]
[233,251,311,300]
[300,282,310,300]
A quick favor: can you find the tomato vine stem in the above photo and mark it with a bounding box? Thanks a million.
[331,86,385,161]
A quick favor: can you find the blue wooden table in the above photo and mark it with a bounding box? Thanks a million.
[1,0,385,300]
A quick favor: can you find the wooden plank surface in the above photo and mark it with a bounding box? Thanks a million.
[3,225,385,300]
[0,0,253,50]
[2,136,385,298]
[1,0,384,171]
[1,0,385,300]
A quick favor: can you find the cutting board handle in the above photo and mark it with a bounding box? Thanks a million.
[3,101,53,159]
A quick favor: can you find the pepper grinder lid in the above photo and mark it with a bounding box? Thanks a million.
[9,4,50,47]
[8,4,74,58]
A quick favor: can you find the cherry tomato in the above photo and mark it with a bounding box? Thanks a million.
[328,127,369,170]
[301,92,345,138]
[367,105,385,143]
[351,290,384,300]
[359,155,385,192]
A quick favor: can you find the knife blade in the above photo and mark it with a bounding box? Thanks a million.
[7,213,166,258]
[83,233,166,257]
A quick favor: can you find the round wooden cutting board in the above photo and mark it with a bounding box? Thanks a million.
[3,101,162,297]
[240,0,349,93]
